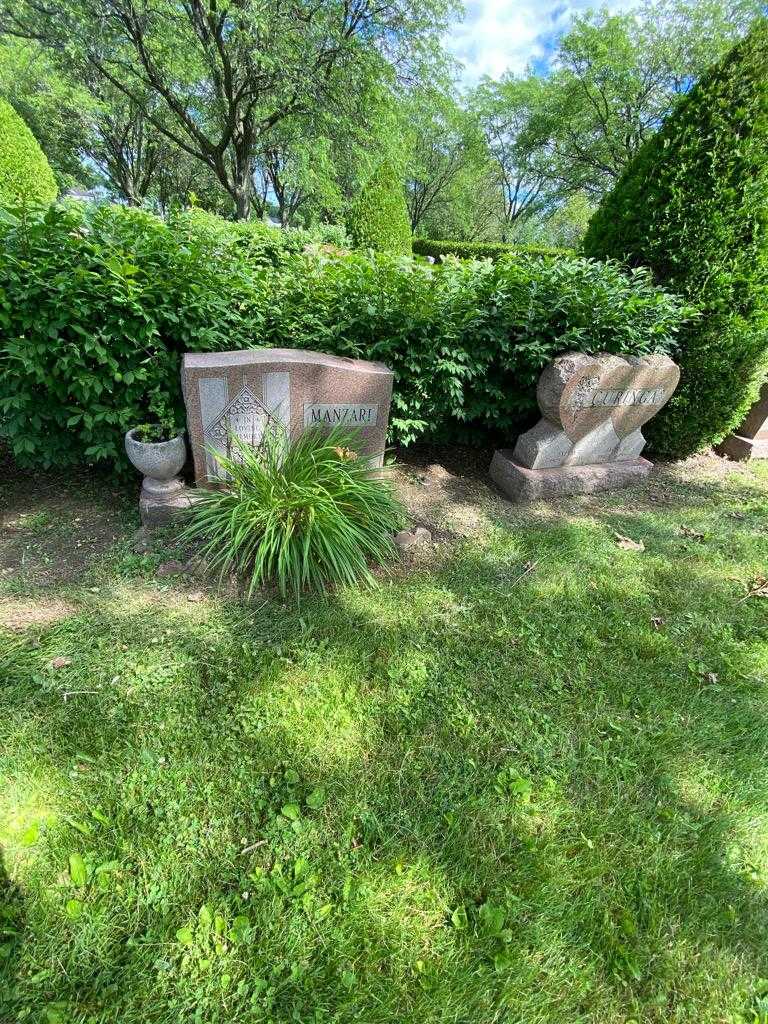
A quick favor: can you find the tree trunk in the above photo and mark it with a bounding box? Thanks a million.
[234,188,251,220]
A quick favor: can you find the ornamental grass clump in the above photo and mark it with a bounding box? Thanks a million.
[181,426,407,598]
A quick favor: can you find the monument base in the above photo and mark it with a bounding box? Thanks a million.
[139,482,195,527]
[490,450,653,503]
[716,433,768,462]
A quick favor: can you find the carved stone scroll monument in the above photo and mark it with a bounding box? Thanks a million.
[182,348,393,485]
[717,382,768,461]
[490,352,681,502]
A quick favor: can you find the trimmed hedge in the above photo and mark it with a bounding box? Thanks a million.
[0,98,57,208]
[0,203,690,472]
[347,161,412,255]
[584,18,768,458]
[0,203,267,468]
[412,239,573,261]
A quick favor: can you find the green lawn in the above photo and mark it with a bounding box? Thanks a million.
[2,456,768,1023]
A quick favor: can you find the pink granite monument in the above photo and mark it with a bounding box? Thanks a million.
[490,351,681,502]
[717,383,768,461]
[182,348,393,485]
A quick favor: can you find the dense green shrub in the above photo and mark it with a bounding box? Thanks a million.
[305,222,350,248]
[347,161,411,255]
[0,98,57,208]
[412,238,573,261]
[265,251,690,445]
[0,202,270,468]
[584,18,768,458]
[180,426,406,598]
[0,203,690,471]
[179,207,349,265]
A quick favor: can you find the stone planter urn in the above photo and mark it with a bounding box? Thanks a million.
[124,428,190,526]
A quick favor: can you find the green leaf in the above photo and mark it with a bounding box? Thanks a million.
[21,822,40,846]
[65,898,83,920]
[198,904,212,931]
[90,807,111,827]
[176,927,194,946]
[94,860,119,875]
[280,803,300,821]
[305,787,326,809]
[66,818,93,836]
[230,915,251,943]
[450,905,469,930]
[68,853,88,887]
[290,858,309,883]
[478,902,505,936]
[315,902,333,922]
[494,950,514,972]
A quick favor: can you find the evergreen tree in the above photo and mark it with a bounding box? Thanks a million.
[0,98,57,207]
[347,161,412,255]
[584,18,768,457]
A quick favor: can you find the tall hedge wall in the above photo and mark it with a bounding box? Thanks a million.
[584,18,768,458]
[0,203,689,473]
[0,98,57,208]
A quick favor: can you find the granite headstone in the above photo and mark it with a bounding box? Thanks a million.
[717,382,768,461]
[182,348,393,484]
[490,351,681,502]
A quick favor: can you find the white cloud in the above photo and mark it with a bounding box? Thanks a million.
[448,0,641,85]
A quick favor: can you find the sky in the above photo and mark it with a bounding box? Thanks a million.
[447,0,641,84]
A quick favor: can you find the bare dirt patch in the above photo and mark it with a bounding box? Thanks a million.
[0,596,77,631]
[392,460,500,540]
[392,443,768,539]
[0,448,136,587]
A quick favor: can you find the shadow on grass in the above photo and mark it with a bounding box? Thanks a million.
[1,507,767,1021]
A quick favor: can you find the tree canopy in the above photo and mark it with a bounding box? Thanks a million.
[1,0,455,219]
[0,0,762,242]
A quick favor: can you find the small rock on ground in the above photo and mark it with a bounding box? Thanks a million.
[394,526,433,552]
[157,560,188,577]
[417,464,455,486]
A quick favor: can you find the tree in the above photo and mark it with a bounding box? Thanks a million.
[417,159,503,242]
[508,191,595,250]
[540,193,594,249]
[255,122,343,228]
[87,83,230,212]
[1,0,454,220]
[538,0,766,200]
[347,159,411,254]
[584,17,768,458]
[0,38,95,191]
[92,92,164,205]
[471,76,551,241]
[401,85,487,234]
[0,96,57,205]
[0,38,227,209]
